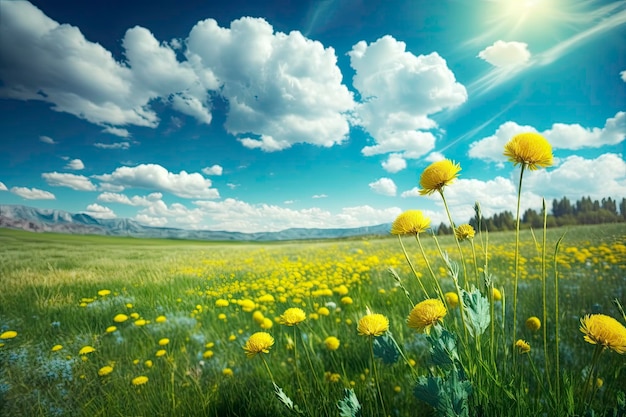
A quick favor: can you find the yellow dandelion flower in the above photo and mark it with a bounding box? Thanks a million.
[155,349,166,357]
[526,316,541,331]
[155,315,167,323]
[126,303,133,309]
[492,288,502,301]
[98,365,114,376]
[134,319,146,327]
[390,210,431,235]
[318,307,330,316]
[144,360,153,368]
[279,308,306,326]
[215,299,229,307]
[444,292,459,309]
[418,159,461,195]
[106,326,117,333]
[407,299,447,334]
[341,296,353,305]
[0,331,17,339]
[580,314,626,354]
[596,378,604,389]
[223,368,234,377]
[79,346,95,355]
[130,312,140,319]
[132,376,149,386]
[455,224,475,241]
[261,317,273,329]
[252,311,265,324]
[394,386,402,393]
[515,339,531,354]
[113,314,129,323]
[239,299,256,312]
[51,344,63,352]
[158,338,170,346]
[228,334,237,342]
[243,332,274,358]
[202,350,214,359]
[218,313,227,321]
[97,289,111,297]
[324,336,340,351]
[503,132,553,170]
[357,313,389,337]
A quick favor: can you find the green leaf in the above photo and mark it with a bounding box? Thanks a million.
[460,287,490,337]
[273,383,304,414]
[337,388,362,417]
[427,325,459,368]
[373,332,400,364]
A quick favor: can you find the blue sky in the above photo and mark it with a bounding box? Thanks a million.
[0,0,624,232]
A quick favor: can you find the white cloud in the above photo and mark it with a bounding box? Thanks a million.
[94,142,130,150]
[83,203,116,219]
[382,153,407,173]
[477,40,531,67]
[0,181,7,191]
[312,194,328,199]
[42,172,96,191]
[39,135,57,144]
[202,165,223,176]
[97,191,162,206]
[348,35,467,159]
[10,186,55,200]
[186,17,354,151]
[425,151,446,162]
[102,127,130,137]
[135,213,168,227]
[469,113,626,163]
[64,159,85,170]
[369,177,397,196]
[193,198,401,232]
[621,70,626,82]
[94,164,219,199]
[400,187,421,198]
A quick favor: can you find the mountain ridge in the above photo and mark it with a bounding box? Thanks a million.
[0,205,392,241]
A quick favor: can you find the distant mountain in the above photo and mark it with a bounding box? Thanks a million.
[0,205,392,241]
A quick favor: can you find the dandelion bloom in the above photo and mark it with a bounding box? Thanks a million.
[341,296,353,305]
[113,314,129,323]
[444,292,459,309]
[407,299,447,334]
[0,331,17,339]
[492,288,502,301]
[51,344,63,352]
[132,376,149,386]
[79,346,95,355]
[155,315,167,323]
[279,308,307,326]
[97,289,111,297]
[580,314,626,354]
[144,360,153,368]
[98,366,113,376]
[391,210,431,235]
[515,339,531,354]
[318,307,330,316]
[158,338,170,346]
[357,313,389,337]
[222,368,234,377]
[526,316,541,331]
[215,299,229,307]
[418,159,461,195]
[261,318,273,329]
[155,349,166,357]
[455,224,475,241]
[503,132,553,170]
[134,319,147,327]
[106,326,117,333]
[203,350,214,359]
[252,311,265,324]
[324,336,340,351]
[243,332,275,357]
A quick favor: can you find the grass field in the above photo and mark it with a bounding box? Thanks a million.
[1,224,625,417]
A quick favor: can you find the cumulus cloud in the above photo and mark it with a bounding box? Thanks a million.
[0,181,7,191]
[93,163,219,199]
[400,187,421,198]
[348,35,467,159]
[369,177,397,196]
[39,135,57,145]
[477,40,531,67]
[202,165,223,176]
[135,213,168,227]
[97,191,162,206]
[186,17,354,151]
[42,172,96,191]
[94,142,130,150]
[382,153,407,173]
[312,194,328,199]
[193,198,401,232]
[102,127,130,137]
[10,186,55,200]
[64,159,85,170]
[621,70,626,82]
[82,203,116,219]
[469,112,626,163]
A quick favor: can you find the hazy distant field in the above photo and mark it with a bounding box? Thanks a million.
[0,224,625,416]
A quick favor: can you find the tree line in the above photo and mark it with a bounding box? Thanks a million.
[436,196,626,235]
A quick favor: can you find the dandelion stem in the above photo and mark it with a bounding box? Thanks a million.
[260,355,275,384]
[554,232,566,411]
[294,327,311,415]
[580,344,604,416]
[438,189,469,288]
[512,164,526,367]
[397,235,429,298]
[540,199,553,395]
[370,337,387,417]
[415,233,444,301]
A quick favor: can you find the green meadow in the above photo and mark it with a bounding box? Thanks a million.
[0,224,625,416]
